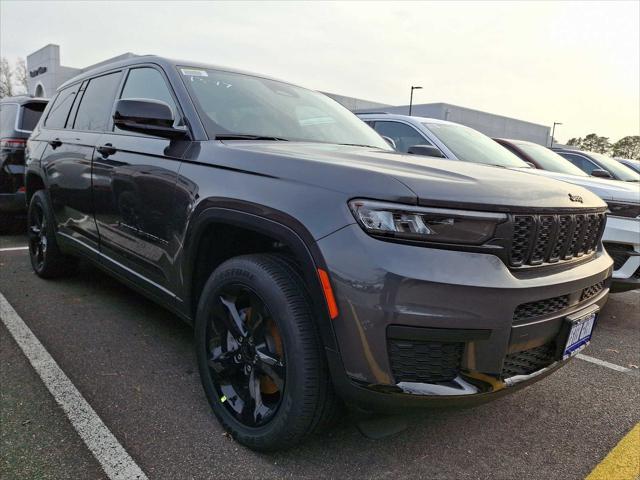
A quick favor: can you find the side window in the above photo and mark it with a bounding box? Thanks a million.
[373,121,430,153]
[561,153,598,174]
[73,72,122,132]
[119,68,177,115]
[44,87,77,129]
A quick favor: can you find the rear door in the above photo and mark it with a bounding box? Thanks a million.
[92,65,188,292]
[39,72,123,249]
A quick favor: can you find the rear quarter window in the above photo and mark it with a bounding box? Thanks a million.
[45,87,77,129]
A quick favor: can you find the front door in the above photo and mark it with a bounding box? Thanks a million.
[92,66,190,292]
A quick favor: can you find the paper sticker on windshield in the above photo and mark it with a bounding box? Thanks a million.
[180,68,208,77]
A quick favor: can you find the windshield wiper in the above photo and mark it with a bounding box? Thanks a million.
[215,134,289,141]
[337,143,379,148]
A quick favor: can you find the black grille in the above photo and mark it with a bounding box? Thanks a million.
[604,242,633,270]
[514,295,569,322]
[510,212,606,267]
[633,267,640,279]
[501,343,556,378]
[580,281,604,302]
[388,339,463,383]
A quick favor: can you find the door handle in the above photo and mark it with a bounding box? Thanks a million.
[49,138,62,149]
[97,144,117,157]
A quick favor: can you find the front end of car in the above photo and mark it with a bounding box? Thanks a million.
[317,198,612,411]
[602,201,640,291]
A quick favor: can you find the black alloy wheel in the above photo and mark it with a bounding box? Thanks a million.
[28,200,48,271]
[207,285,285,427]
[27,190,75,278]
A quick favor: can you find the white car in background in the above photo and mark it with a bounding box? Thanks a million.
[358,113,640,291]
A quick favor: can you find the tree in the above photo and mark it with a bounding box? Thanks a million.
[0,57,14,98]
[15,58,28,94]
[564,134,611,154]
[612,136,640,160]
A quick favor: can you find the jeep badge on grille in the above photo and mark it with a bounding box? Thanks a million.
[568,193,583,203]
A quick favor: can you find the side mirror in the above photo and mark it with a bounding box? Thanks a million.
[591,169,612,179]
[407,144,446,158]
[381,136,397,149]
[113,99,187,139]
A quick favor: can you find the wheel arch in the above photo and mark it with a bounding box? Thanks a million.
[181,201,339,352]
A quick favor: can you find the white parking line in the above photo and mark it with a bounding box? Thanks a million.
[0,292,148,480]
[577,353,638,375]
[0,246,29,252]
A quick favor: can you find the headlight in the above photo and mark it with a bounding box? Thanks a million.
[606,201,640,219]
[348,199,507,245]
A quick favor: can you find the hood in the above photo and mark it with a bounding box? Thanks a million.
[203,141,607,212]
[514,168,640,203]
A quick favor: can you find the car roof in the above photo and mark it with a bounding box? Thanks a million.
[58,54,302,92]
[0,96,49,105]
[355,112,457,125]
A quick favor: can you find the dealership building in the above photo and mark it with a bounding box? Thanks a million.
[26,44,550,145]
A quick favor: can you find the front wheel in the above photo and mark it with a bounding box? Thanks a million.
[195,254,337,451]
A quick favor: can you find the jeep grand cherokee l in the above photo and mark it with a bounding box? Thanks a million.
[0,96,48,222]
[26,56,612,451]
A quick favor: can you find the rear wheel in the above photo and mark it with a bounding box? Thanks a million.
[195,254,337,451]
[27,190,76,278]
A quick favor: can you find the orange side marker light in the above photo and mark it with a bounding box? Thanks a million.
[317,268,339,320]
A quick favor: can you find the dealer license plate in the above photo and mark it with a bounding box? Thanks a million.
[563,310,597,359]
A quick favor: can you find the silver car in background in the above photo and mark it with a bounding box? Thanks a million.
[359,113,640,291]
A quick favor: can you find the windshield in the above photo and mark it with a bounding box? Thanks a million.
[588,152,640,182]
[180,67,391,149]
[422,122,530,168]
[514,142,588,176]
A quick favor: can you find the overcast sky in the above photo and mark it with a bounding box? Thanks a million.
[1,0,638,142]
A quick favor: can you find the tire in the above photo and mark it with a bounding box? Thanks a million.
[27,190,76,278]
[195,254,337,451]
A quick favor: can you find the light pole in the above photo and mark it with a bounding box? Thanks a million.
[550,122,562,147]
[409,86,422,116]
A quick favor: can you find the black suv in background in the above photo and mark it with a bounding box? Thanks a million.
[25,56,612,451]
[0,96,48,221]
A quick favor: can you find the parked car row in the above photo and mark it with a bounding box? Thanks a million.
[0,55,634,450]
[359,113,640,291]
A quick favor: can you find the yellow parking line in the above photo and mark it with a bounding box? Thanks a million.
[586,423,640,480]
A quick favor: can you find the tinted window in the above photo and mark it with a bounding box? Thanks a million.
[0,104,18,136]
[373,121,429,153]
[558,153,599,174]
[45,87,77,129]
[73,72,122,132]
[120,68,177,114]
[20,102,47,131]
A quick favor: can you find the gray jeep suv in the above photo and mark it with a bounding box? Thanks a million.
[25,56,612,451]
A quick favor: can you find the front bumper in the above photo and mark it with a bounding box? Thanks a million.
[318,224,613,410]
[603,216,640,291]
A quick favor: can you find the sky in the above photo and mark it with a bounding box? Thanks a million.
[1,0,638,143]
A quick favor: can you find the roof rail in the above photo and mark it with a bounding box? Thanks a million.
[354,111,390,115]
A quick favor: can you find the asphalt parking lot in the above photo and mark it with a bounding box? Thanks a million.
[1,223,639,480]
